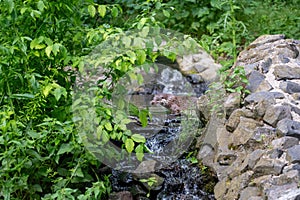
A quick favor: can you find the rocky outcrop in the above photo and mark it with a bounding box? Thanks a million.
[197,35,300,200]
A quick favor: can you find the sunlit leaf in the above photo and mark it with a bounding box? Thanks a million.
[45,45,52,57]
[88,5,96,17]
[136,50,146,65]
[125,138,134,153]
[131,134,145,143]
[104,122,113,131]
[98,5,106,18]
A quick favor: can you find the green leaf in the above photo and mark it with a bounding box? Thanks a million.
[27,130,40,139]
[126,50,136,64]
[140,26,149,37]
[111,7,118,18]
[136,153,144,161]
[125,138,134,153]
[104,122,113,131]
[37,0,45,12]
[163,10,170,18]
[45,45,52,57]
[139,109,148,127]
[52,87,67,101]
[52,43,60,56]
[88,5,96,17]
[137,73,144,85]
[155,35,162,46]
[122,36,131,48]
[7,0,15,13]
[32,184,43,192]
[131,134,146,143]
[137,18,147,29]
[102,130,110,143]
[57,143,74,155]
[74,167,84,178]
[43,84,53,97]
[133,38,144,48]
[136,50,146,65]
[98,5,106,18]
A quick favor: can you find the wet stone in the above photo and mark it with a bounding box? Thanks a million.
[263,105,291,127]
[279,81,300,94]
[109,191,133,200]
[287,145,300,164]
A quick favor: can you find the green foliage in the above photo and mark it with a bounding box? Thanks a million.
[1,0,299,199]
[223,66,250,96]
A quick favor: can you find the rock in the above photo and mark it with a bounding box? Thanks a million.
[214,179,227,199]
[246,149,265,169]
[271,136,299,150]
[197,144,215,168]
[261,57,272,73]
[197,95,211,122]
[253,158,286,177]
[277,119,300,139]
[263,105,291,127]
[244,91,276,118]
[271,92,285,99]
[280,81,300,94]
[216,126,233,152]
[239,187,261,200]
[252,126,277,143]
[266,183,300,200]
[224,92,241,118]
[273,65,300,80]
[176,49,221,82]
[246,71,272,92]
[134,160,157,174]
[255,80,273,92]
[231,117,262,146]
[226,113,240,132]
[223,171,253,200]
[247,34,285,49]
[286,145,300,163]
[226,108,254,132]
[109,191,133,200]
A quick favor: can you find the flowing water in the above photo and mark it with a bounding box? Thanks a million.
[108,64,216,199]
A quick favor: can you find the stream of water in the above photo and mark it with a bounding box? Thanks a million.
[108,64,216,199]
